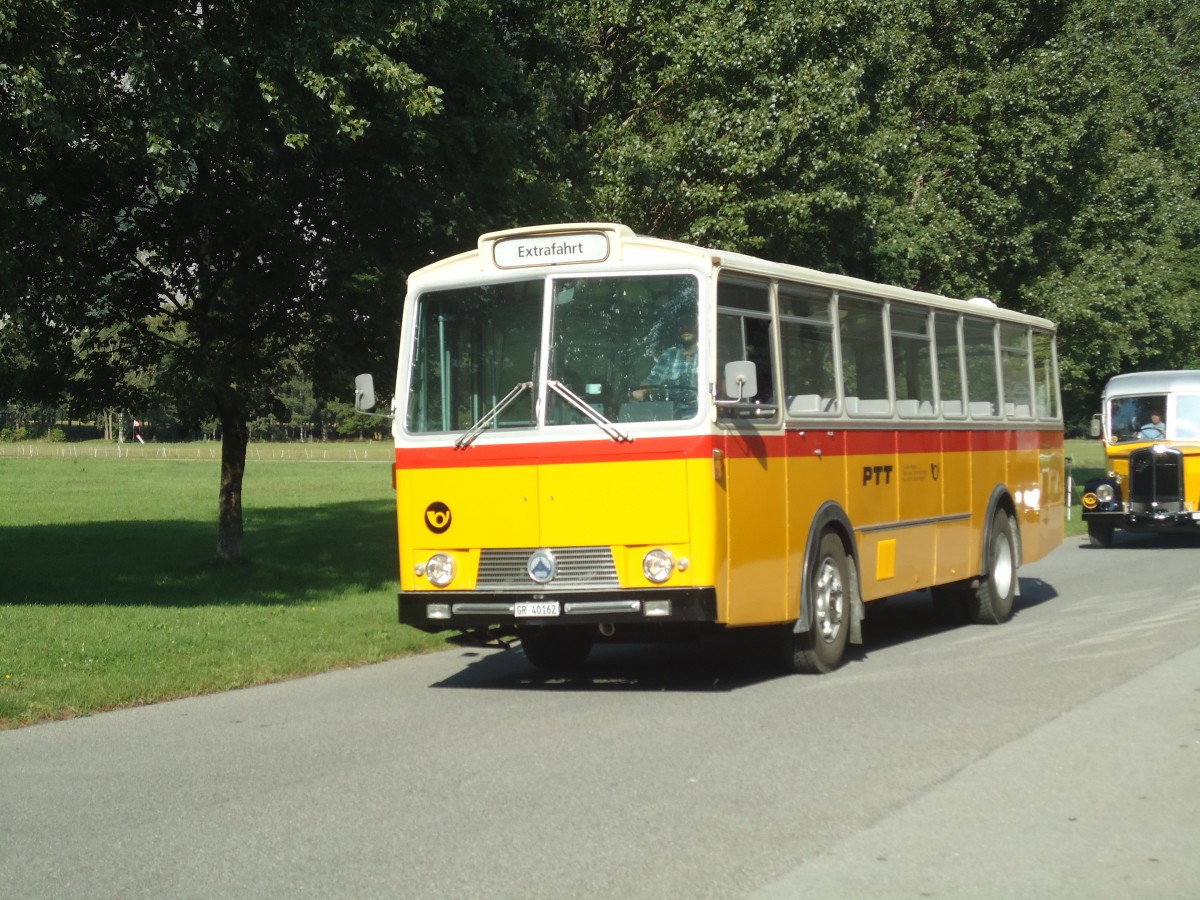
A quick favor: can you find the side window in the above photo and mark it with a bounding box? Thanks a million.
[962,317,1000,418]
[839,295,890,415]
[1000,324,1034,419]
[935,312,965,418]
[890,304,935,418]
[1176,396,1200,439]
[717,277,775,414]
[1032,330,1059,420]
[780,284,837,416]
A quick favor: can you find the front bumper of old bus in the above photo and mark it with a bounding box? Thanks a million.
[399,587,719,638]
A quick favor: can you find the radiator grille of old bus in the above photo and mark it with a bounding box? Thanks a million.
[476,547,620,590]
[1128,446,1183,509]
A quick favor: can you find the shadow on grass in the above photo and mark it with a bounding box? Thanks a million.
[2,499,399,607]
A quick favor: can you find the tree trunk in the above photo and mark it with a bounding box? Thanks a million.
[215,414,250,563]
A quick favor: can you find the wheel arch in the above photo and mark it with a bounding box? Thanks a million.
[798,501,864,644]
[982,485,1021,574]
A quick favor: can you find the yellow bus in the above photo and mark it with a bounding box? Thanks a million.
[366,223,1064,673]
[1082,370,1200,547]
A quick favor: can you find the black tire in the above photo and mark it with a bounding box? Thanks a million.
[1087,521,1115,549]
[517,626,594,673]
[969,510,1017,624]
[781,532,850,673]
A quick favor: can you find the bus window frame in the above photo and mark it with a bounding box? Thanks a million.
[715,273,780,422]
[779,282,839,419]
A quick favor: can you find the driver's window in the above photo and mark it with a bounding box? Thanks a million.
[717,276,775,417]
[1110,394,1168,442]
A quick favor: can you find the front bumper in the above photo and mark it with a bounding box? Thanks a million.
[1083,507,1200,531]
[399,587,719,635]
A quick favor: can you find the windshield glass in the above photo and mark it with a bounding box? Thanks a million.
[548,274,700,425]
[405,274,700,435]
[406,280,542,434]
[1109,394,1168,443]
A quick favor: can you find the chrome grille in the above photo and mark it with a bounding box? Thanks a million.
[476,546,619,591]
[1129,446,1183,509]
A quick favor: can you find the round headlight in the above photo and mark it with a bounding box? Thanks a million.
[426,553,456,587]
[643,549,674,584]
[1095,483,1114,503]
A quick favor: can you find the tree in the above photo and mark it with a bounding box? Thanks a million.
[2,1,543,560]
[524,0,1199,425]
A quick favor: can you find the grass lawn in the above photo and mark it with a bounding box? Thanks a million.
[0,443,447,728]
[1064,437,1106,536]
[1,437,1104,728]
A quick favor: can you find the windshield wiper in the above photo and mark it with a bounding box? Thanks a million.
[547,380,631,443]
[455,381,533,449]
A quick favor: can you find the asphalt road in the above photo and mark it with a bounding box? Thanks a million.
[3,531,1199,899]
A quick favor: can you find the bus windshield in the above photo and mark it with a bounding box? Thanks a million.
[405,273,700,435]
[1109,393,1169,442]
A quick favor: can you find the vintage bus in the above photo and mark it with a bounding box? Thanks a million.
[1081,370,1200,547]
[362,223,1064,673]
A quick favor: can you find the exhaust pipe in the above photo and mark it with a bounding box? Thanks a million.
[598,622,616,638]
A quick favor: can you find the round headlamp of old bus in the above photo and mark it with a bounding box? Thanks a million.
[425,553,456,587]
[1095,483,1115,503]
[643,549,675,584]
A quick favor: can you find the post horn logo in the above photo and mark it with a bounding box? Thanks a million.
[424,502,452,534]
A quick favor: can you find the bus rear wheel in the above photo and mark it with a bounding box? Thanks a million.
[517,626,594,673]
[781,532,850,674]
[969,510,1017,625]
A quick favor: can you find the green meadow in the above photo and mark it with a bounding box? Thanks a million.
[0,438,1102,728]
[0,443,447,728]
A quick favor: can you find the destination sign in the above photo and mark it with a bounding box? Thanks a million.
[493,231,610,268]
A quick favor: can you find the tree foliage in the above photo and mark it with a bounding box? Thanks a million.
[3,0,1198,561]
[523,0,1199,427]
[2,0,544,558]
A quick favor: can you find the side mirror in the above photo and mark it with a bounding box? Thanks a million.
[1089,413,1101,439]
[355,374,376,412]
[724,360,758,401]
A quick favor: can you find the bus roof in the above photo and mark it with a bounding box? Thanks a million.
[1103,370,1200,397]
[406,223,1056,331]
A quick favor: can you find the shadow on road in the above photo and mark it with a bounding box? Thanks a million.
[432,575,1061,693]
[1075,531,1200,551]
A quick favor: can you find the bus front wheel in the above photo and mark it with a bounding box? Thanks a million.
[781,532,850,674]
[969,510,1017,625]
[517,626,594,673]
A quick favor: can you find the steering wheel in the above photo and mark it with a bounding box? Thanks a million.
[1140,426,1165,439]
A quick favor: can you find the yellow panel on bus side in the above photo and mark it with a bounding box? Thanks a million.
[845,432,898,601]
[1018,432,1065,564]
[937,437,974,585]
[395,464,540,591]
[721,430,789,626]
[783,430,847,623]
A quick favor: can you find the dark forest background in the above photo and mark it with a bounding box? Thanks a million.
[3,1,1197,554]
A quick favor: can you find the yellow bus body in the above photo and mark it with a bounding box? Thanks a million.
[387,223,1064,671]
[394,429,1064,626]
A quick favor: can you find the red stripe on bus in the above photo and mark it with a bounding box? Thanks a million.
[394,428,1061,469]
[394,435,719,468]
